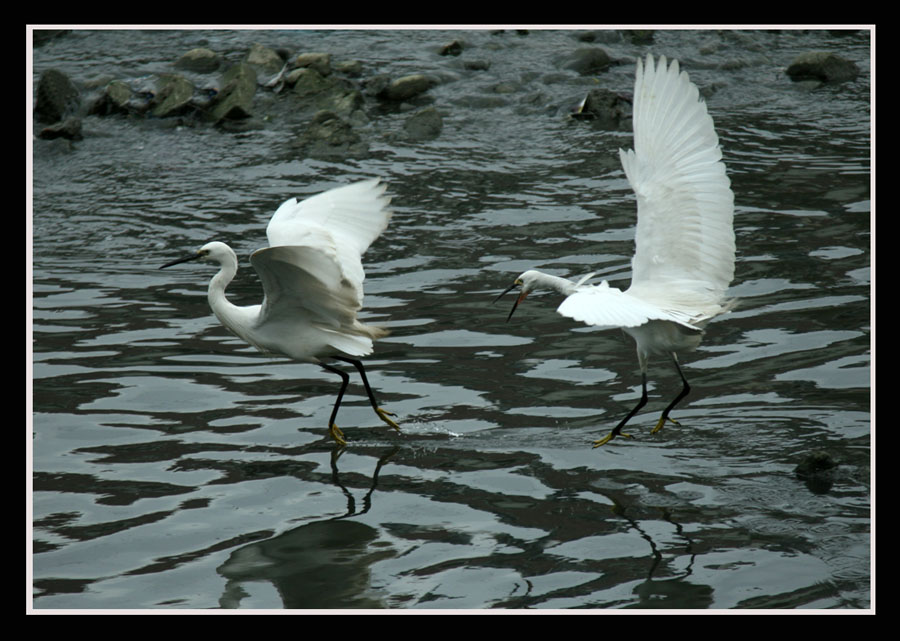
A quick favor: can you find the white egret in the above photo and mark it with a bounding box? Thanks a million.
[160,178,400,446]
[496,54,736,447]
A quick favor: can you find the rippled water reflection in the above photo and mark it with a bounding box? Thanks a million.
[31,28,871,611]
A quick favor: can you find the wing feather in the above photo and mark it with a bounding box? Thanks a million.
[622,54,735,310]
[558,281,698,329]
[266,178,392,250]
[259,176,393,305]
[250,245,359,329]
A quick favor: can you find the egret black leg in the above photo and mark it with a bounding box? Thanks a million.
[651,354,691,435]
[593,373,647,447]
[334,357,401,433]
[321,363,350,446]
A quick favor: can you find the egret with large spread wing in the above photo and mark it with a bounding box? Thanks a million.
[497,55,736,447]
[161,178,400,446]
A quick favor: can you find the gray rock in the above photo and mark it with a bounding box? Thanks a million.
[364,74,391,98]
[626,30,654,45]
[564,47,613,75]
[35,69,81,123]
[403,105,443,140]
[293,110,369,159]
[246,42,285,76]
[574,30,621,45]
[210,63,257,122]
[794,450,840,494]
[795,450,839,477]
[786,51,860,83]
[291,67,333,97]
[288,68,366,120]
[464,59,491,71]
[88,80,132,116]
[175,48,221,74]
[293,52,332,76]
[379,74,435,101]
[151,74,195,118]
[334,60,363,77]
[491,81,518,94]
[331,89,366,121]
[440,40,464,56]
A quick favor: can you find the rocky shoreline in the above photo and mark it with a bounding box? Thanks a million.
[33,32,863,159]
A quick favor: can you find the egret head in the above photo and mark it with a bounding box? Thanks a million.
[494,270,542,322]
[160,241,236,270]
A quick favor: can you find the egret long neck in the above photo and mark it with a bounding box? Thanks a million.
[532,272,578,296]
[207,261,245,333]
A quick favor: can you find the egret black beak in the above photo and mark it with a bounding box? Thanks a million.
[160,252,202,269]
[494,280,527,322]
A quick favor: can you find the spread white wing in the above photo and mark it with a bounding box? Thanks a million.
[558,281,699,330]
[265,178,393,296]
[248,179,393,358]
[620,54,735,318]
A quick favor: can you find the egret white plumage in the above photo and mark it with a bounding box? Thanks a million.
[160,178,400,446]
[496,54,736,447]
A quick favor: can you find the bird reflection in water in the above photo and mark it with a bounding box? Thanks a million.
[216,447,398,609]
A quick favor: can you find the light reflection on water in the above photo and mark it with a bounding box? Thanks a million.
[31,28,870,610]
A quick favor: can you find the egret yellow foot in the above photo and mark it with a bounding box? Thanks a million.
[592,431,633,448]
[329,423,347,446]
[651,416,680,435]
[376,407,402,433]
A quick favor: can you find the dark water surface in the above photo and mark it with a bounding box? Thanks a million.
[30,28,871,611]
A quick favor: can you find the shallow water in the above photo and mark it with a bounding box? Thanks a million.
[30,28,871,611]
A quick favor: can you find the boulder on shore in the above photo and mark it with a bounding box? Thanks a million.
[35,69,81,123]
[210,63,257,123]
[292,110,369,159]
[564,47,614,75]
[151,74,195,118]
[403,106,443,140]
[175,48,221,74]
[786,51,860,83]
[88,80,133,116]
[377,74,436,101]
